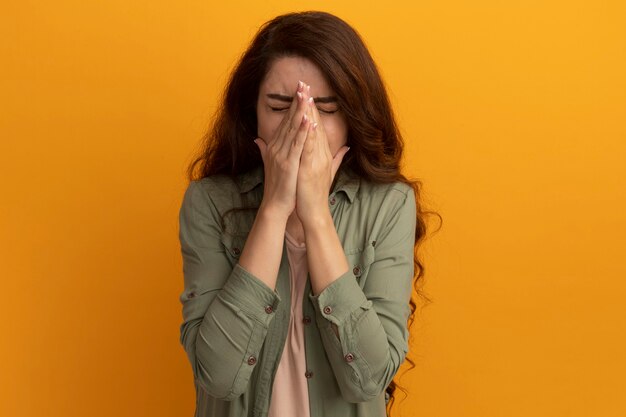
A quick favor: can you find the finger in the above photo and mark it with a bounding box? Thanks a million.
[302,116,316,156]
[272,92,299,150]
[304,84,316,123]
[298,94,315,152]
[269,82,300,152]
[307,95,316,127]
[308,94,322,130]
[277,81,308,152]
[254,137,267,163]
[288,113,312,159]
[308,96,332,155]
[300,93,315,146]
[280,95,309,156]
[331,145,350,179]
[286,84,308,135]
[310,100,328,156]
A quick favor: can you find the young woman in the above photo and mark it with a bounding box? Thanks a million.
[178,10,435,417]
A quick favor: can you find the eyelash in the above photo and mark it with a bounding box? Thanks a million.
[270,107,338,114]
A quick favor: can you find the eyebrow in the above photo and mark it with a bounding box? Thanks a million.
[266,93,338,104]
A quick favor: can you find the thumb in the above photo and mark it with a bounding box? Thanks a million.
[331,146,350,179]
[253,138,267,162]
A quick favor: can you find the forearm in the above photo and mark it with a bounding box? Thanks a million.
[178,180,283,399]
[238,204,289,290]
[190,264,280,399]
[303,210,349,296]
[304,187,417,402]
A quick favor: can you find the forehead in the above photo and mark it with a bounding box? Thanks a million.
[260,56,332,94]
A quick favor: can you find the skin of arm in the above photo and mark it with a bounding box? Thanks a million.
[304,210,349,297]
[243,80,312,289]
[297,96,351,338]
[303,210,347,338]
[246,79,350,333]
[237,205,289,291]
[297,92,350,298]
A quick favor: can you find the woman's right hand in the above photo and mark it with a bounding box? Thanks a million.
[254,81,312,220]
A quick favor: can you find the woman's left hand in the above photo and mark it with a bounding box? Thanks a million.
[296,94,350,226]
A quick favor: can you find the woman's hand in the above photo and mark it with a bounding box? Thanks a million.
[254,81,312,220]
[296,93,350,227]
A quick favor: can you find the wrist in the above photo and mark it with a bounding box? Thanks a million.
[301,207,334,231]
[258,202,291,225]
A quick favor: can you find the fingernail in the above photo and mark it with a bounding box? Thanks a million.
[298,81,303,91]
[303,114,308,123]
[307,85,311,93]
[297,92,303,101]
[308,97,314,105]
[312,122,318,130]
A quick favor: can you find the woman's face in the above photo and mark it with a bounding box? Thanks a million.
[256,56,348,156]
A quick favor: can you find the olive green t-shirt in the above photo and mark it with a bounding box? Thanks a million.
[178,164,416,417]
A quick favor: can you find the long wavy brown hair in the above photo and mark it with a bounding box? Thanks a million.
[186,10,442,416]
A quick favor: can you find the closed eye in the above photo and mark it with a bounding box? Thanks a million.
[270,107,338,114]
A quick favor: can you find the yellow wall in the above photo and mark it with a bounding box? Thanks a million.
[1,1,625,416]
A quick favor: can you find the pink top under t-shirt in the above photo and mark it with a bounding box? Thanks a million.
[267,231,311,417]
